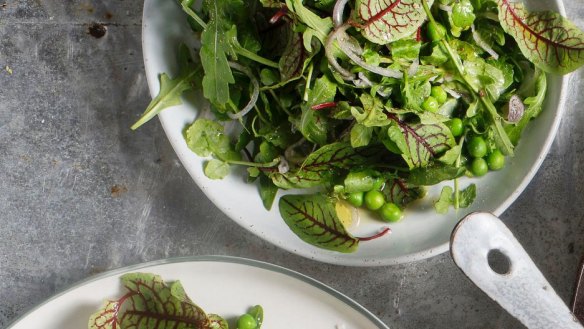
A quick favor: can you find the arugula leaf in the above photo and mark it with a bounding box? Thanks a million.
[279,194,359,253]
[286,0,333,50]
[260,0,285,8]
[391,39,422,61]
[433,183,477,213]
[474,19,505,47]
[350,123,374,148]
[308,0,336,10]
[438,144,462,165]
[259,175,279,210]
[132,70,198,130]
[351,94,391,127]
[299,105,329,145]
[200,0,236,105]
[402,77,432,111]
[298,76,337,144]
[408,164,465,186]
[421,44,448,66]
[434,185,453,214]
[132,44,201,130]
[497,0,584,74]
[458,183,477,208]
[308,75,337,105]
[462,57,506,101]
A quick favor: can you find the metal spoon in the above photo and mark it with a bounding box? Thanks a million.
[450,212,583,329]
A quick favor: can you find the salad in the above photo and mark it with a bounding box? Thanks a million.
[134,0,584,253]
[88,273,263,329]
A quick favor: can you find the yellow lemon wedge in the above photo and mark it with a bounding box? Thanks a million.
[336,200,359,229]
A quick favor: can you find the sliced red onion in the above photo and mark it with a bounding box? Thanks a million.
[336,27,403,79]
[278,156,290,174]
[332,0,349,28]
[357,71,373,87]
[471,24,499,60]
[443,86,462,99]
[407,57,419,76]
[376,87,391,98]
[505,95,525,123]
[438,4,452,12]
[227,62,260,120]
[325,26,355,80]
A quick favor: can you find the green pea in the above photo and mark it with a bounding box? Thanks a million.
[431,86,448,104]
[379,203,403,222]
[467,136,487,158]
[470,158,488,177]
[448,118,464,137]
[364,190,385,211]
[422,96,439,112]
[237,314,257,329]
[487,150,505,171]
[346,192,364,207]
[427,22,446,41]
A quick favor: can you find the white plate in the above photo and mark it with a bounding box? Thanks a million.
[6,256,389,329]
[142,0,568,266]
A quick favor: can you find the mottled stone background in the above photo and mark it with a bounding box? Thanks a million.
[1,1,583,328]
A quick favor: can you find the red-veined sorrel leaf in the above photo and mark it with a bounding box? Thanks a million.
[279,32,306,81]
[208,314,228,329]
[279,194,358,252]
[269,142,370,189]
[353,0,433,44]
[88,273,212,329]
[498,0,584,74]
[279,194,389,253]
[387,115,454,169]
[383,177,424,206]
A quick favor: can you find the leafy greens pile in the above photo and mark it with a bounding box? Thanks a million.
[134,0,584,253]
[88,273,264,329]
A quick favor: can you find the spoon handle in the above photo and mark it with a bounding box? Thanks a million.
[450,212,583,329]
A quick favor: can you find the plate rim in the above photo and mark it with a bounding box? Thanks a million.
[141,0,569,266]
[5,255,389,329]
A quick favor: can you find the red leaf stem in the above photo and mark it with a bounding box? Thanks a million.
[269,7,289,24]
[357,227,392,241]
[311,101,338,110]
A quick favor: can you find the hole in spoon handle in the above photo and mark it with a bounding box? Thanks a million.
[451,212,584,329]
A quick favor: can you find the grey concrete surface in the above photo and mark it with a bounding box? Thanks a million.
[1,1,583,328]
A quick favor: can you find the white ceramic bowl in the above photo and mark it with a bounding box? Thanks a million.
[142,0,568,266]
